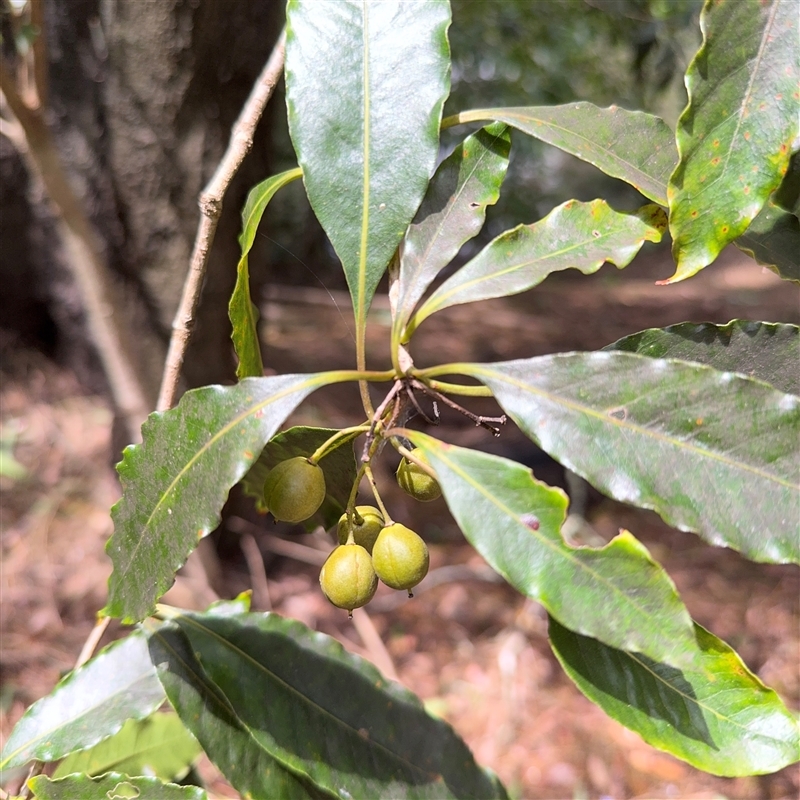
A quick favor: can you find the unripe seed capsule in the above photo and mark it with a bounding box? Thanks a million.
[319,544,378,612]
[372,523,429,593]
[263,456,326,524]
[396,456,441,502]
[337,505,385,553]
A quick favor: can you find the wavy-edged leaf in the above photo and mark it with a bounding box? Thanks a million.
[29,773,206,800]
[285,0,451,341]
[667,0,799,280]
[549,616,800,776]
[105,372,347,623]
[0,632,164,770]
[240,426,359,529]
[152,612,507,800]
[230,169,303,380]
[735,199,800,282]
[394,123,511,339]
[446,103,678,205]
[52,712,200,781]
[409,201,666,332]
[456,353,800,564]
[404,433,698,668]
[606,320,800,396]
[149,624,324,800]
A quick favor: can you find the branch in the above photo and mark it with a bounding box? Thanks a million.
[0,58,151,444]
[156,27,287,412]
[30,0,48,108]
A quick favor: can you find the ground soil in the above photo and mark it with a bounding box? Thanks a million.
[1,244,798,799]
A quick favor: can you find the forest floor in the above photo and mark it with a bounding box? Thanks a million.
[1,244,799,799]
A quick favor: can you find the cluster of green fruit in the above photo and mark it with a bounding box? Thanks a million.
[262,454,440,613]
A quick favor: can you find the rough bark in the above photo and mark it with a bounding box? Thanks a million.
[1,0,284,401]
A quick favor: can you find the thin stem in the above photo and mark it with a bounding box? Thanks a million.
[364,464,392,524]
[426,379,493,397]
[441,109,487,130]
[75,616,110,668]
[345,462,369,521]
[414,362,477,381]
[393,442,432,474]
[356,334,375,419]
[307,424,370,465]
[157,27,287,411]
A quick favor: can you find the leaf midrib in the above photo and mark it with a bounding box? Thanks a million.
[470,363,797,490]
[422,207,650,316]
[466,106,674,203]
[415,436,695,662]
[177,614,441,786]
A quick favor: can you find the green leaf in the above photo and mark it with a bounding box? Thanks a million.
[53,713,200,781]
[285,0,452,338]
[105,373,345,623]
[240,426,359,529]
[667,0,800,280]
[404,433,698,668]
[394,123,511,339]
[152,611,508,800]
[549,616,800,777]
[0,632,164,770]
[446,103,678,205]
[149,624,324,800]
[409,201,666,332]
[230,169,303,380]
[456,353,800,564]
[29,773,206,800]
[205,591,252,616]
[735,199,800,283]
[606,320,800,396]
[772,149,800,217]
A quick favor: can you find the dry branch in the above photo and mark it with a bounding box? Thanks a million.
[157,27,287,412]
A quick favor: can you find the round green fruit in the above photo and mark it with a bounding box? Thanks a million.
[372,523,429,592]
[319,544,378,611]
[337,505,385,552]
[396,456,441,502]
[263,456,326,524]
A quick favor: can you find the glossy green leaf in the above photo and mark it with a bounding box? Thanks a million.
[230,169,303,380]
[404,433,698,668]
[549,616,800,776]
[205,591,252,616]
[240,426,359,529]
[667,0,799,280]
[152,612,507,800]
[735,199,800,283]
[53,713,200,781]
[149,624,324,800]
[285,0,451,338]
[455,353,800,564]
[105,372,346,623]
[409,201,666,332]
[29,773,206,800]
[394,123,511,339]
[0,632,164,770]
[446,103,678,205]
[606,320,800,396]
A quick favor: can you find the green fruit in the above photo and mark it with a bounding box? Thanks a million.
[372,523,429,593]
[396,456,441,502]
[337,505,385,552]
[319,544,378,611]
[263,456,326,524]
